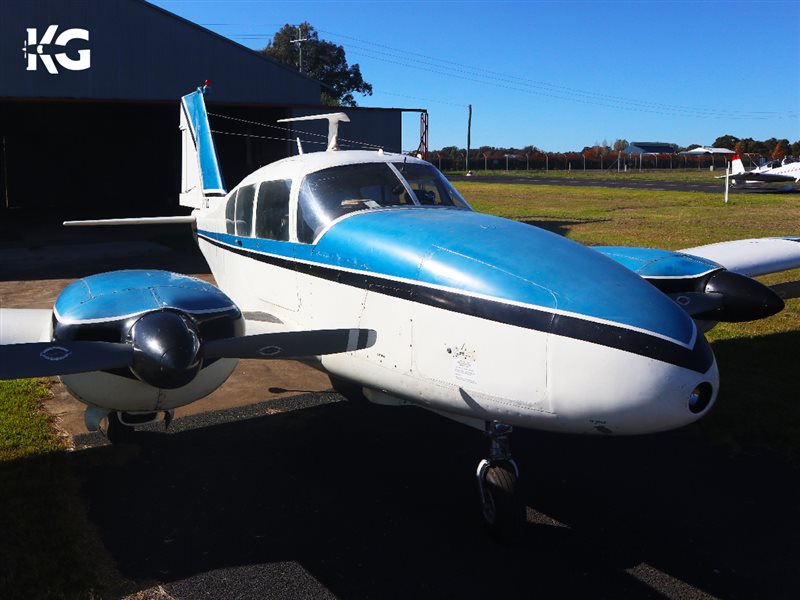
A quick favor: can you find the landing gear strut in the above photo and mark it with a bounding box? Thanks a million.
[105,411,136,443]
[476,421,525,540]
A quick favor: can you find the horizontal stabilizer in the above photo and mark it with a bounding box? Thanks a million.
[64,216,196,227]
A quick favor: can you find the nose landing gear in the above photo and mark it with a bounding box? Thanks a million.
[476,421,526,540]
[101,410,174,443]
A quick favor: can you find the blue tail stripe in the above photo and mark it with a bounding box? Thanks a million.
[182,89,226,194]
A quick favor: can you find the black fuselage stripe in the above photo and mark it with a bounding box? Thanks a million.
[199,234,713,373]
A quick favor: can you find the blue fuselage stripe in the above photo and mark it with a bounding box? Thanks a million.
[198,232,713,373]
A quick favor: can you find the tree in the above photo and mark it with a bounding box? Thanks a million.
[771,139,789,160]
[713,134,739,150]
[612,139,628,152]
[261,23,373,107]
[734,140,745,154]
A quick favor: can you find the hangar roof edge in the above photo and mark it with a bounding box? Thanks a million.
[136,0,325,88]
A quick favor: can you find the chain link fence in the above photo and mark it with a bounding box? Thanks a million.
[429,152,765,173]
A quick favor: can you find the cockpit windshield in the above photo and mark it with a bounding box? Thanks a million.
[297,161,471,243]
[395,162,471,208]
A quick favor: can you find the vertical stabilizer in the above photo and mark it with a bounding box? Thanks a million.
[180,84,226,208]
[731,154,746,175]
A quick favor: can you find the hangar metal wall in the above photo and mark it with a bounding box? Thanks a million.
[0,100,291,215]
[0,0,407,216]
[1,0,321,104]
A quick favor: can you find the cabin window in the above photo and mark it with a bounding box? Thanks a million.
[255,179,292,241]
[225,190,238,234]
[297,163,411,243]
[395,163,470,208]
[235,184,256,237]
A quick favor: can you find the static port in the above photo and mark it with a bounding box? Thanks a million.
[689,382,713,414]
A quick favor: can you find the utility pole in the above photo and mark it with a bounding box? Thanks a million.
[291,25,308,73]
[466,104,472,173]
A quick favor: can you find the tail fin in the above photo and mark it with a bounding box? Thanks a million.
[730,154,746,175]
[179,83,226,208]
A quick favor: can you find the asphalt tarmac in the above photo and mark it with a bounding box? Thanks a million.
[68,392,798,600]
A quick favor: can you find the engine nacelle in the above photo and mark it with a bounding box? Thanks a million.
[53,270,244,412]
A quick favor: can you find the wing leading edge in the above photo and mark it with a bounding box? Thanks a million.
[680,237,800,277]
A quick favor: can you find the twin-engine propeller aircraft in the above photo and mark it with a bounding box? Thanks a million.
[1,83,799,537]
[722,153,800,188]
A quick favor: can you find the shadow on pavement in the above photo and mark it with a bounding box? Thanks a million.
[65,369,798,599]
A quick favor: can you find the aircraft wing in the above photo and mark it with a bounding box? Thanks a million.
[680,237,800,277]
[727,172,798,183]
[0,309,52,345]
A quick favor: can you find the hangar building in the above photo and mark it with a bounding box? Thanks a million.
[625,142,677,155]
[0,0,403,216]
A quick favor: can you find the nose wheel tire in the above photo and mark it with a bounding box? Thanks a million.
[477,459,525,540]
[477,421,526,541]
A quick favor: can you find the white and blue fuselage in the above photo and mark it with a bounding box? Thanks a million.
[192,148,718,436]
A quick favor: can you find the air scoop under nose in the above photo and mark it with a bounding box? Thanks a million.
[700,270,784,322]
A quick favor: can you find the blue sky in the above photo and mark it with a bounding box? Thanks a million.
[153,0,799,152]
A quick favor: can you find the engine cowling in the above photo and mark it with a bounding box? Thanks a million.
[53,270,244,412]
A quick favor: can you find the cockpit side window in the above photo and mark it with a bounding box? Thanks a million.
[235,184,256,237]
[297,163,411,243]
[394,163,471,208]
[225,189,238,234]
[255,179,291,241]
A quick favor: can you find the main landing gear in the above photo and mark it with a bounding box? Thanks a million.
[476,421,526,540]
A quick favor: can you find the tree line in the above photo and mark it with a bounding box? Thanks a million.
[711,136,798,160]
[431,135,799,166]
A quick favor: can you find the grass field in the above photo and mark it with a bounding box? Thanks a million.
[447,168,729,182]
[0,180,798,597]
[454,181,800,460]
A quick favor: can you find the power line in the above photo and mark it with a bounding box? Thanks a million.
[208,112,392,152]
[223,26,794,120]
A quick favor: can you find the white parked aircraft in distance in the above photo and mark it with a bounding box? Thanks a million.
[723,153,800,187]
[1,84,799,538]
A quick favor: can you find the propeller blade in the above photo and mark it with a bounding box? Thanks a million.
[203,328,376,360]
[771,280,800,300]
[0,341,133,380]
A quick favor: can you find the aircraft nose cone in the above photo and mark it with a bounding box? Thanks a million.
[703,270,784,321]
[546,323,719,435]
